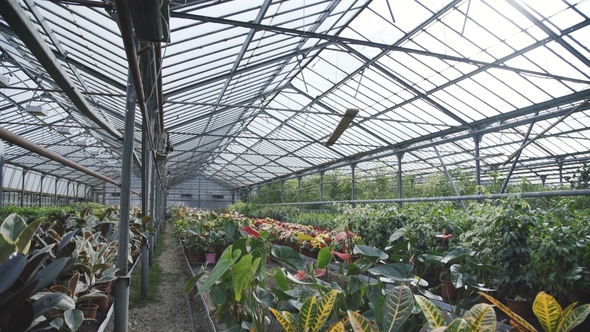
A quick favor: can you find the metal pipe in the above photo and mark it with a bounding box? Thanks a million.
[112,0,163,182]
[0,126,141,197]
[114,72,136,332]
[267,189,590,206]
[155,43,164,134]
[474,134,481,187]
[281,181,284,204]
[297,177,301,203]
[149,158,156,266]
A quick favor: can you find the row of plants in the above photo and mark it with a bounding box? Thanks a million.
[0,204,151,331]
[179,208,590,332]
[228,195,590,306]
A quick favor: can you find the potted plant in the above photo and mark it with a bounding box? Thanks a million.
[497,196,535,320]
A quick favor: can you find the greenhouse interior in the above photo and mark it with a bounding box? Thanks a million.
[1,0,590,331]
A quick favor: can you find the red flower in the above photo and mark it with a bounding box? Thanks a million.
[242,226,260,238]
[314,269,326,277]
[335,232,347,242]
[333,251,350,261]
[436,234,454,240]
[294,270,306,280]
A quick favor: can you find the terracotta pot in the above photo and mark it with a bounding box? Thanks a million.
[77,302,99,319]
[440,279,458,299]
[93,296,109,311]
[188,251,205,263]
[93,280,112,295]
[205,252,217,264]
[505,296,532,320]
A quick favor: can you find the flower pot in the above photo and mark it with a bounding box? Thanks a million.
[505,296,532,320]
[309,250,318,259]
[579,290,590,304]
[93,295,109,311]
[301,248,311,257]
[440,279,458,299]
[478,291,497,305]
[77,302,99,319]
[205,252,217,264]
[93,280,112,295]
[188,251,205,263]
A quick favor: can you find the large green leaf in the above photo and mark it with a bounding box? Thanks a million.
[462,303,496,332]
[353,245,388,261]
[368,263,414,283]
[450,264,464,289]
[32,293,65,319]
[441,248,473,264]
[199,246,239,295]
[0,234,17,263]
[269,308,296,332]
[533,292,561,332]
[64,309,83,331]
[232,254,260,301]
[445,318,469,332]
[556,303,590,332]
[273,267,289,291]
[15,218,43,254]
[414,295,446,328]
[271,245,306,271]
[388,228,409,243]
[317,247,333,270]
[0,252,26,294]
[348,310,379,332]
[33,257,69,294]
[313,290,338,332]
[0,214,27,241]
[383,285,414,332]
[477,292,537,331]
[0,279,38,317]
[299,296,318,331]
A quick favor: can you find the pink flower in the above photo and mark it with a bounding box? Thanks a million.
[294,270,306,280]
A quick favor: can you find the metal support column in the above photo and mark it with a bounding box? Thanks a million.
[0,141,4,209]
[541,175,548,186]
[76,183,80,203]
[351,163,356,208]
[141,111,151,299]
[258,186,261,204]
[39,175,44,207]
[66,181,70,206]
[21,169,27,207]
[114,72,137,332]
[281,180,284,204]
[102,181,106,205]
[474,134,482,188]
[298,177,302,203]
[267,183,271,204]
[434,144,466,211]
[559,158,565,183]
[150,159,156,264]
[397,152,404,208]
[319,171,324,212]
[55,177,59,205]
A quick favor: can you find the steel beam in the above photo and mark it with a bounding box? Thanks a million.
[397,152,403,208]
[21,169,26,207]
[433,144,466,211]
[500,112,538,193]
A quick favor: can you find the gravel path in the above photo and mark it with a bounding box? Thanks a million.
[104,225,212,332]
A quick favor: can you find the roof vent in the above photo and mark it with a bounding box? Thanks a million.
[26,105,48,117]
[56,127,74,135]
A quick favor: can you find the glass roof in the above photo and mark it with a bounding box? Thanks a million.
[0,0,589,191]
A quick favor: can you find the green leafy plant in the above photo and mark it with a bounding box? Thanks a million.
[480,291,590,332]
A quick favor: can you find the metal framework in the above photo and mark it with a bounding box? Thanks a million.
[0,0,588,201]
